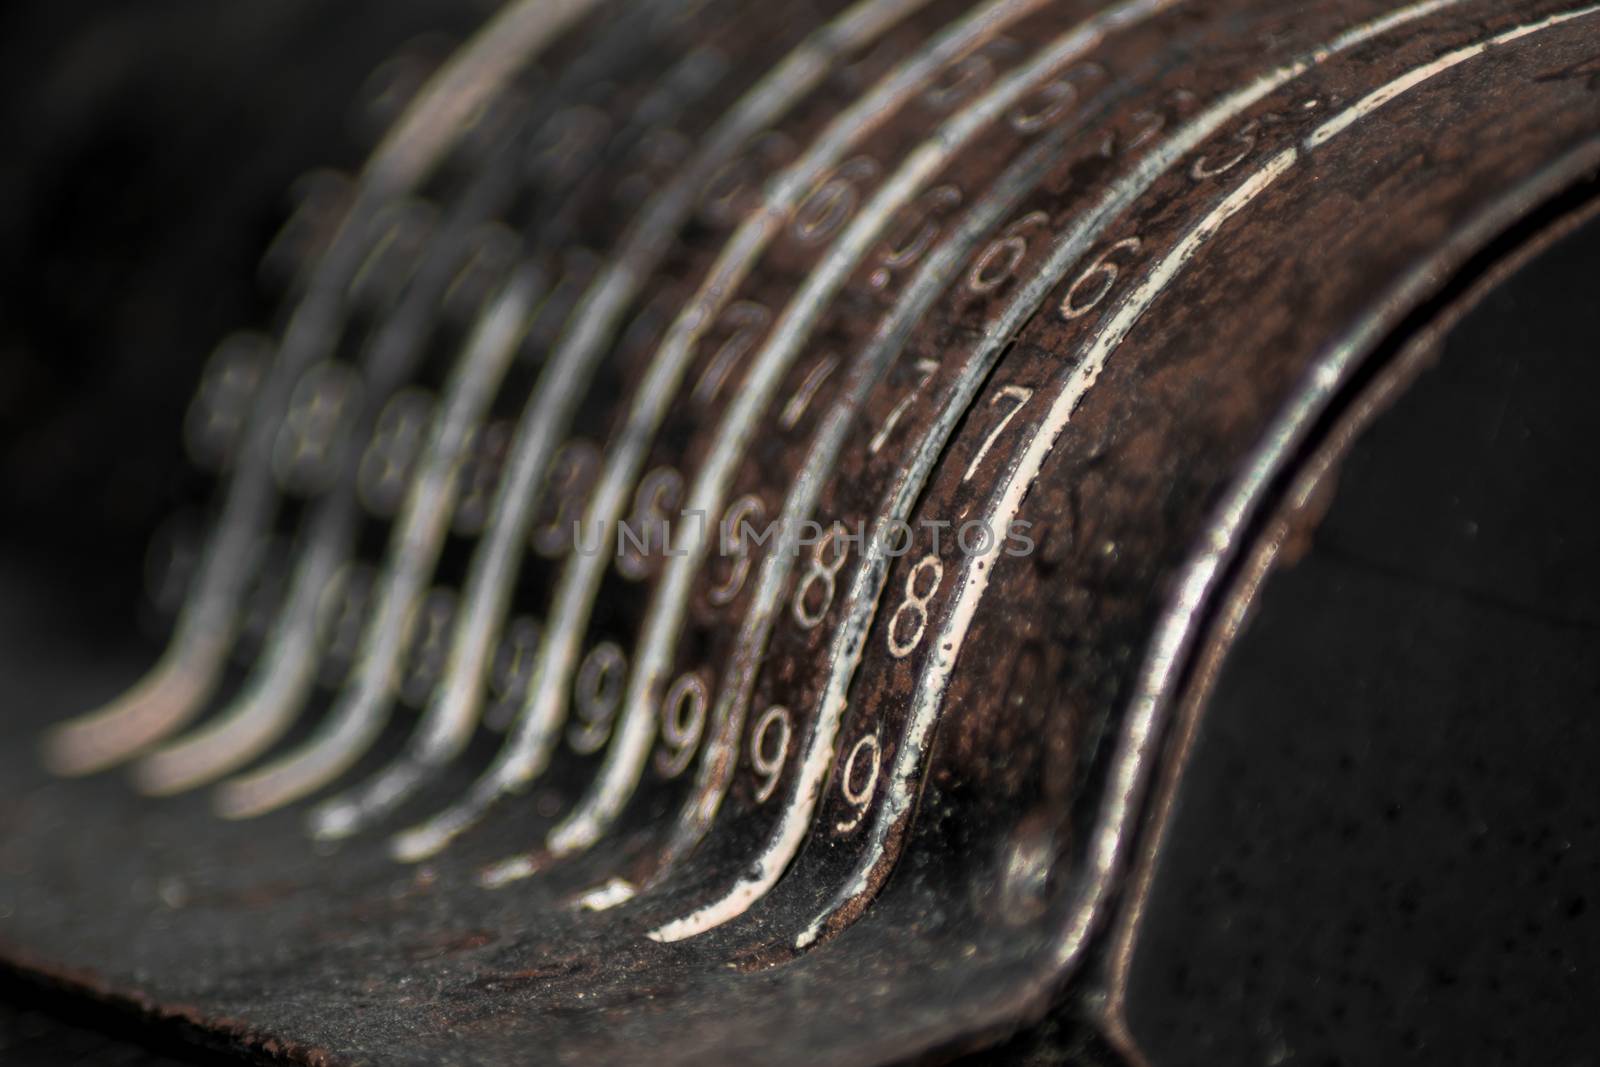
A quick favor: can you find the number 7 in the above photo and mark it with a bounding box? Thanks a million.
[869,358,939,455]
[963,384,1033,482]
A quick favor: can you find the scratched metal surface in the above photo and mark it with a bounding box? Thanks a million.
[1,0,1598,1063]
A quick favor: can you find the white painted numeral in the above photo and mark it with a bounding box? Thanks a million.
[876,183,962,275]
[617,466,683,582]
[887,553,943,659]
[697,130,795,229]
[962,384,1034,482]
[780,355,839,429]
[655,671,709,778]
[569,641,627,755]
[793,156,880,246]
[869,358,939,455]
[709,494,765,607]
[693,301,772,406]
[1007,62,1102,134]
[836,732,881,832]
[1191,117,1263,180]
[966,210,1048,295]
[317,563,376,683]
[749,705,792,804]
[1059,236,1142,320]
[792,521,851,630]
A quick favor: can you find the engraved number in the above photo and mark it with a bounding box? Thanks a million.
[1059,237,1142,320]
[869,358,940,455]
[888,553,943,659]
[836,733,881,832]
[655,671,709,778]
[794,156,880,246]
[963,385,1034,482]
[569,642,627,754]
[693,301,771,406]
[749,705,792,804]
[967,211,1049,295]
[617,466,684,581]
[709,494,765,607]
[1191,117,1262,180]
[792,521,851,630]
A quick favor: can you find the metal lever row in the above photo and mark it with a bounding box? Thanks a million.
[41,0,1600,965]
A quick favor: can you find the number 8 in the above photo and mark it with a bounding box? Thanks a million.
[888,553,943,659]
[793,522,850,629]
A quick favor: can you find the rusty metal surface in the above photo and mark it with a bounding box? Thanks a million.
[2,0,1599,1063]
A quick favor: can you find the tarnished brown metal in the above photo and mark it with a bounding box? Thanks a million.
[1,0,1598,1063]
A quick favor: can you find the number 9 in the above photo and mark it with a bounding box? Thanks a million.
[655,671,709,778]
[749,706,792,803]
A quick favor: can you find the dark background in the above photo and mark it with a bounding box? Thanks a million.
[1,3,1596,1064]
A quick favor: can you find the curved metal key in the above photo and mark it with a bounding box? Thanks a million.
[15,1,1600,1063]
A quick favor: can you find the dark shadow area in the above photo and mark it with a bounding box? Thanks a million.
[1122,207,1600,1065]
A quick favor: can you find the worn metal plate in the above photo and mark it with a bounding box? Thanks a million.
[1,0,1598,1063]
